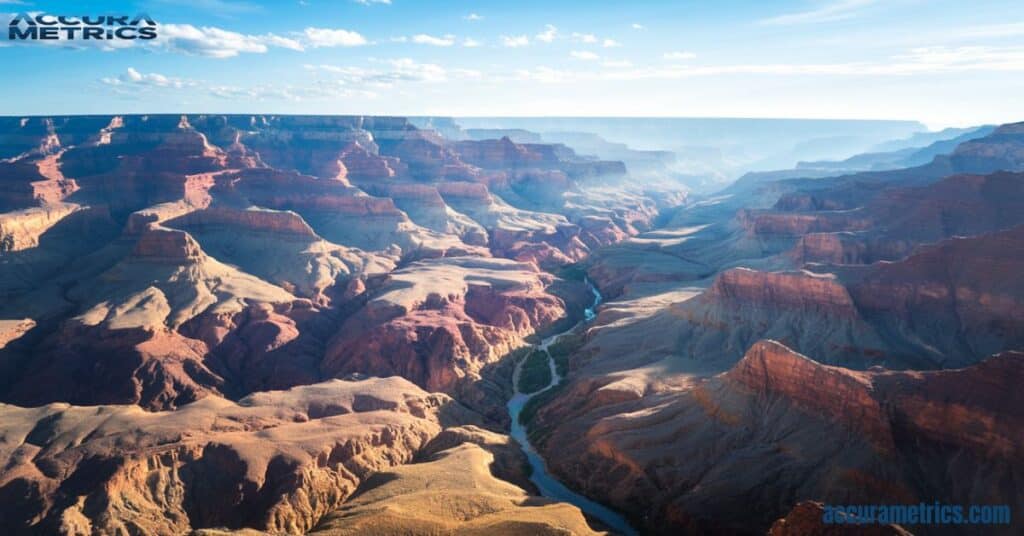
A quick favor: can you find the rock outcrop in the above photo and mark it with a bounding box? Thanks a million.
[322,257,566,396]
[310,438,602,535]
[531,340,1024,534]
[0,377,478,534]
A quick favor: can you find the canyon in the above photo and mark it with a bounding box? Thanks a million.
[0,114,1021,535]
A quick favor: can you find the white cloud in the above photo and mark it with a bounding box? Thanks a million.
[156,24,284,57]
[572,32,598,44]
[353,0,391,5]
[759,0,877,26]
[151,24,365,57]
[663,51,697,60]
[570,50,600,61]
[208,82,372,101]
[101,68,194,92]
[602,39,620,48]
[631,23,645,30]
[302,27,368,48]
[305,58,466,87]
[502,35,530,48]
[894,46,1024,72]
[512,45,1024,85]
[512,66,572,84]
[264,34,304,51]
[603,59,633,68]
[463,13,483,21]
[452,68,483,79]
[955,22,1024,39]
[412,33,456,46]
[536,24,558,43]
[462,38,482,48]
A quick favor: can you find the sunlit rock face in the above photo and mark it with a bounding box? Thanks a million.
[4,113,1022,536]
[0,113,684,535]
[517,121,1024,534]
[0,114,667,413]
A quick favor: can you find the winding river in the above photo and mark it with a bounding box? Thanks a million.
[506,280,639,536]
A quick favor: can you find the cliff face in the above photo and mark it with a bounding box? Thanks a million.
[0,377,479,534]
[322,257,566,396]
[845,224,1024,366]
[723,340,890,447]
[310,435,602,536]
[0,113,665,441]
[532,340,1024,534]
[517,119,1024,535]
[7,112,1022,536]
[785,171,1024,265]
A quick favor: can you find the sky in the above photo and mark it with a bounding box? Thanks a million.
[1,0,1022,127]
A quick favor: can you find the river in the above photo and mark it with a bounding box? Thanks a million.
[506,280,639,535]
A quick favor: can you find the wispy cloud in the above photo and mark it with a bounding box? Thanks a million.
[100,68,194,90]
[209,82,375,101]
[663,51,697,60]
[462,38,482,48]
[631,23,645,30]
[570,50,600,61]
[513,45,1024,84]
[463,13,483,21]
[602,39,621,48]
[502,35,530,47]
[603,59,633,68]
[302,27,368,48]
[536,24,558,43]
[411,33,455,46]
[955,21,1024,39]
[305,58,476,86]
[353,0,391,5]
[759,0,878,26]
[154,0,262,16]
[156,24,303,57]
[572,32,598,44]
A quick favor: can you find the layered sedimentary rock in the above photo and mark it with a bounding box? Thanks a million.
[310,429,601,536]
[3,223,310,409]
[218,168,481,258]
[508,120,1024,536]
[531,340,1024,534]
[10,112,1022,536]
[788,171,1024,265]
[0,114,657,420]
[0,378,479,534]
[165,206,395,303]
[364,182,489,246]
[322,257,567,396]
[668,267,890,369]
[841,224,1024,366]
[0,113,678,535]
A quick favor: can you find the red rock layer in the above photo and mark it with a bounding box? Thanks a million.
[707,268,858,315]
[789,171,1024,265]
[321,258,566,395]
[532,339,1024,534]
[0,378,478,534]
[723,340,890,447]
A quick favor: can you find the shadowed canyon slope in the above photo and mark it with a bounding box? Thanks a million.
[1,115,1023,535]
[0,114,665,535]
[521,121,1024,534]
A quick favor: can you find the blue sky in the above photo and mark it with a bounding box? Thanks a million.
[1,0,1023,127]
